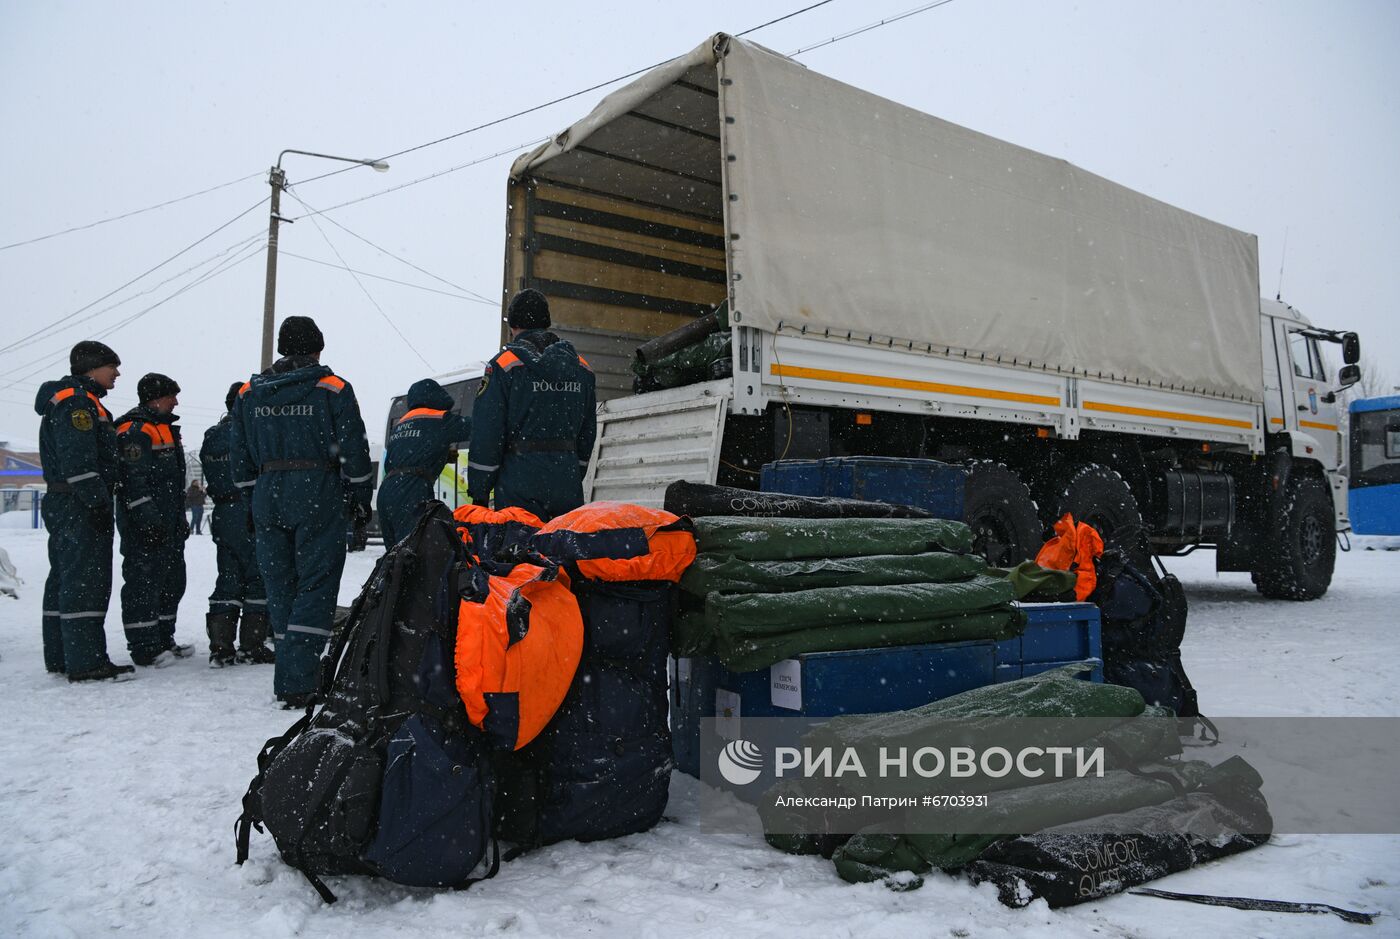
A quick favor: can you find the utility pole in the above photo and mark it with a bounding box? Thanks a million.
[258,150,388,371]
[260,165,288,371]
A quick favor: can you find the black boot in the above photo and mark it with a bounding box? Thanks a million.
[237,609,275,664]
[68,660,137,683]
[207,611,238,668]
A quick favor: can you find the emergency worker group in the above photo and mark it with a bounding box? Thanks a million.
[36,290,596,706]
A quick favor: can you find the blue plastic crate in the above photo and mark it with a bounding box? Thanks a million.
[671,638,996,779]
[671,602,1103,779]
[760,456,965,520]
[995,601,1102,682]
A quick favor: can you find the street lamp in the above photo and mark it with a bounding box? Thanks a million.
[260,149,390,369]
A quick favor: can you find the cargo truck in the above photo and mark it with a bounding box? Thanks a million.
[498,33,1362,599]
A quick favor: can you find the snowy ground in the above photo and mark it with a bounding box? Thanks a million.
[0,527,1396,938]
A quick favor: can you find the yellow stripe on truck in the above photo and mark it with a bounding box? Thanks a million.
[1083,400,1254,430]
[1300,419,1338,432]
[768,364,1060,406]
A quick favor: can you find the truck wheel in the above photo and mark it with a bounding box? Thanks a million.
[1050,463,1150,567]
[962,462,1042,567]
[1254,475,1335,600]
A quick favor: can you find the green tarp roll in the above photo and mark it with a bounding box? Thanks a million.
[808,665,1146,755]
[991,561,1080,601]
[762,704,1181,857]
[680,552,986,596]
[717,607,1025,673]
[706,574,1016,635]
[692,516,974,561]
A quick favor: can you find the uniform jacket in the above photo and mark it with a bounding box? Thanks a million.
[200,416,240,504]
[384,379,473,477]
[34,374,118,512]
[466,329,596,519]
[230,355,374,507]
[115,404,187,535]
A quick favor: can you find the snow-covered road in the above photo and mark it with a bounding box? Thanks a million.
[0,528,1395,938]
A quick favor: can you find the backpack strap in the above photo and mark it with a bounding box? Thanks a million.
[1129,887,1377,925]
[234,708,315,865]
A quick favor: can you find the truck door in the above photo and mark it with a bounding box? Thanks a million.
[1275,319,1342,471]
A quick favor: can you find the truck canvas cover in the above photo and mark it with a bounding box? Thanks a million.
[511,34,1263,403]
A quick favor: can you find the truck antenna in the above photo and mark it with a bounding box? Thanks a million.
[1276,226,1289,301]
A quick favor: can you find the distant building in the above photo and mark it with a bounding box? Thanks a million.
[0,446,44,489]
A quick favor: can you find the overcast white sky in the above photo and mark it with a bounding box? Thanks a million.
[2,0,1397,453]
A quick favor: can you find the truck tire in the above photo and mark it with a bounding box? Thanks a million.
[962,462,1041,567]
[1254,475,1335,600]
[1049,463,1150,567]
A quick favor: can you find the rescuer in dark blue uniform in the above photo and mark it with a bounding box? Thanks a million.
[35,341,134,682]
[115,373,194,667]
[231,316,373,706]
[377,378,473,547]
[201,381,271,668]
[467,290,596,521]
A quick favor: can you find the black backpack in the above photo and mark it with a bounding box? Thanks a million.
[235,502,498,902]
[1091,549,1201,720]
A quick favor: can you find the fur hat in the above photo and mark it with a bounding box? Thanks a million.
[507,289,551,331]
[277,316,325,356]
[70,340,120,375]
[225,381,243,412]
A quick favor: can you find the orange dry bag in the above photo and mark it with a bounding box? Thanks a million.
[453,503,543,565]
[454,554,583,750]
[533,501,697,583]
[1035,513,1105,601]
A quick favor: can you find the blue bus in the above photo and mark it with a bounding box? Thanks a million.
[1349,395,1400,535]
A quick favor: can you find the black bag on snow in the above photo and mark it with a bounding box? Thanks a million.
[1091,550,1200,718]
[495,579,674,847]
[966,756,1272,908]
[235,502,498,902]
[663,480,932,520]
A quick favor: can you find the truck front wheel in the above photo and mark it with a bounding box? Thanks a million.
[962,461,1041,567]
[1254,475,1335,600]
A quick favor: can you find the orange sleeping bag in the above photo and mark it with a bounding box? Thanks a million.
[454,556,582,751]
[533,501,697,583]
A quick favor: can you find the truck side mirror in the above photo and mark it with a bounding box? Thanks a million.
[1338,363,1361,389]
[1342,332,1360,364]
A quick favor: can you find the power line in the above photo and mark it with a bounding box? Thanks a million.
[1,241,266,391]
[280,251,493,304]
[286,191,434,370]
[288,195,495,304]
[287,137,548,226]
[786,0,959,55]
[293,0,842,189]
[0,196,269,357]
[0,228,266,358]
[0,172,262,252]
[278,0,954,223]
